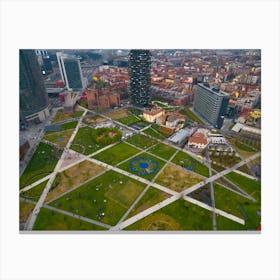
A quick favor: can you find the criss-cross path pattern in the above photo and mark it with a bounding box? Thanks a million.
[20,105,261,231]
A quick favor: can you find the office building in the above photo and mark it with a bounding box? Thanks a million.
[194,83,229,128]
[20,50,50,123]
[128,49,151,106]
[56,52,86,91]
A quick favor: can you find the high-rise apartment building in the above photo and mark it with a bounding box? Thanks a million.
[56,52,86,91]
[193,83,229,129]
[128,49,151,106]
[20,50,50,123]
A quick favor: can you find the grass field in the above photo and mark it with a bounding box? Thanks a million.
[20,142,62,188]
[179,107,204,124]
[125,134,158,149]
[49,170,146,226]
[125,199,213,230]
[222,172,261,230]
[214,183,252,219]
[92,142,141,166]
[33,208,106,230]
[105,109,130,120]
[172,151,209,177]
[69,111,84,118]
[117,115,139,126]
[44,121,78,135]
[216,215,246,230]
[155,164,203,192]
[70,126,121,155]
[20,200,36,222]
[225,172,261,201]
[21,180,48,202]
[52,109,72,124]
[83,115,106,124]
[45,160,107,203]
[118,152,165,181]
[151,124,173,137]
[147,143,177,160]
[43,129,74,147]
[142,127,165,140]
[126,187,171,219]
[126,107,143,116]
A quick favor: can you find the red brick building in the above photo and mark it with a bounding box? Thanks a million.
[87,88,120,109]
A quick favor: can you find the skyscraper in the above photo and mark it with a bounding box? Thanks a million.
[193,83,229,129]
[20,50,49,123]
[56,52,86,91]
[128,49,151,106]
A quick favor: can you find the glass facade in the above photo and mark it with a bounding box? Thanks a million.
[194,83,229,128]
[128,50,151,106]
[63,59,83,90]
[20,50,49,118]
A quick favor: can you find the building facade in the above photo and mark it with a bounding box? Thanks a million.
[194,83,229,128]
[128,50,151,106]
[56,52,85,91]
[87,88,120,109]
[20,50,50,123]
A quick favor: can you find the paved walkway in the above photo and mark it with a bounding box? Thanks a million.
[116,149,180,224]
[25,111,88,231]
[21,105,260,231]
[109,151,260,230]
[44,205,111,229]
[183,196,244,225]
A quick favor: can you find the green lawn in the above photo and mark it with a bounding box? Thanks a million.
[225,172,261,201]
[20,200,36,222]
[125,134,158,150]
[126,187,171,219]
[125,199,213,231]
[20,180,48,202]
[44,121,77,136]
[20,142,62,188]
[117,115,139,126]
[33,208,106,230]
[52,109,72,124]
[143,127,165,140]
[126,107,143,116]
[179,107,204,124]
[49,170,146,226]
[61,121,78,130]
[118,152,165,181]
[221,173,261,230]
[43,129,74,148]
[214,184,252,219]
[147,143,177,160]
[235,141,257,152]
[92,142,141,166]
[216,215,247,230]
[70,126,122,155]
[69,111,84,118]
[172,151,209,177]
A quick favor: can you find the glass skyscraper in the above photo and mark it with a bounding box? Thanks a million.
[20,50,49,122]
[56,52,84,91]
[128,49,151,106]
[194,83,229,129]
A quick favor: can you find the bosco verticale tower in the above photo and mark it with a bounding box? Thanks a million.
[128,49,151,107]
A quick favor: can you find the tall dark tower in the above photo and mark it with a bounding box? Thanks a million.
[20,50,49,123]
[128,49,151,106]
